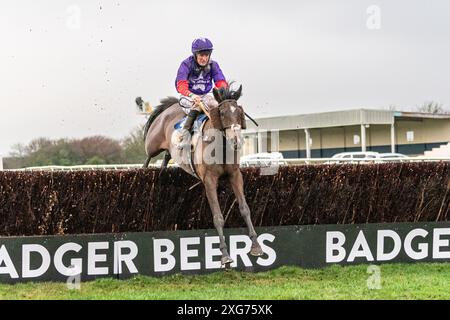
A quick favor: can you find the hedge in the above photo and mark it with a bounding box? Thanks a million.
[0,162,449,236]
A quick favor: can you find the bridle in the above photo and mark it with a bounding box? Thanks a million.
[213,100,246,131]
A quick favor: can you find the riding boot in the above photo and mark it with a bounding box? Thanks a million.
[183,109,200,132]
[176,110,200,149]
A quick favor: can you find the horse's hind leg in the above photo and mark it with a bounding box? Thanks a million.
[229,170,264,256]
[161,151,171,168]
[203,174,233,265]
[142,155,151,168]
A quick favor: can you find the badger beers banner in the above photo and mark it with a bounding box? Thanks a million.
[0,222,449,283]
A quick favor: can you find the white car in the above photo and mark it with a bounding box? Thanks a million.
[240,152,287,167]
[327,151,380,164]
[376,153,409,163]
[378,153,408,159]
[328,151,409,164]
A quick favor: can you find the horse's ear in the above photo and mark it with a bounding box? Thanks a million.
[213,87,222,103]
[233,85,242,101]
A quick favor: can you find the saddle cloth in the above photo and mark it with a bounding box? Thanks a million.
[173,114,209,178]
[174,114,208,131]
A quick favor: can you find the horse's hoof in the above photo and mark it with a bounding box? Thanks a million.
[250,245,264,257]
[221,256,234,265]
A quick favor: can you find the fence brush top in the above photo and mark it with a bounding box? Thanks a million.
[0,163,449,236]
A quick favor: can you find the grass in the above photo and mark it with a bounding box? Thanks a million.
[0,263,449,300]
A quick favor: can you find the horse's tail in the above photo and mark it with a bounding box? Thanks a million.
[143,96,179,141]
[142,96,178,169]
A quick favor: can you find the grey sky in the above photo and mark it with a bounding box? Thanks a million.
[1,0,449,156]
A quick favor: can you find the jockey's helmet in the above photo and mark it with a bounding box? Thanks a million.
[191,38,213,55]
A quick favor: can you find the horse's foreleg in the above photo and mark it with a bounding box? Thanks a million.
[203,174,233,265]
[229,170,264,256]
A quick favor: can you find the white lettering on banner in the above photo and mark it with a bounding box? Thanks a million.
[326,231,346,263]
[153,239,176,272]
[347,231,374,262]
[180,237,201,271]
[326,228,450,263]
[230,235,253,268]
[113,241,138,274]
[22,244,51,278]
[54,243,83,276]
[1,241,141,279]
[256,233,277,266]
[88,242,109,275]
[377,230,402,261]
[0,245,19,278]
[432,228,450,259]
[1,227,448,281]
[204,236,222,269]
[404,229,428,260]
[152,233,277,272]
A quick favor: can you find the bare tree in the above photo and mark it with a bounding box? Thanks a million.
[24,137,54,155]
[416,101,449,114]
[9,143,27,157]
[385,105,401,111]
[71,136,123,163]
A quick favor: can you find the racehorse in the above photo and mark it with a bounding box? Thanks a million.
[142,85,264,265]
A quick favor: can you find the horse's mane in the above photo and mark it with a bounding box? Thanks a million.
[143,96,179,141]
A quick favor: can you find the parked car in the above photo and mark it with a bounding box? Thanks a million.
[376,153,409,163]
[328,151,409,164]
[378,153,408,159]
[240,152,287,167]
[327,151,380,164]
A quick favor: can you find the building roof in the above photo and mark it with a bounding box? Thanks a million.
[243,108,450,132]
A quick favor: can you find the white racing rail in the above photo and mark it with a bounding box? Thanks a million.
[241,157,450,166]
[5,164,150,171]
[2,157,450,171]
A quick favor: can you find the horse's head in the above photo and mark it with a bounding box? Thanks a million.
[210,84,246,151]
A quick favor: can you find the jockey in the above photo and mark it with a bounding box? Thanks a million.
[174,37,228,148]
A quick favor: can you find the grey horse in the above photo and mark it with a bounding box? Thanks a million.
[141,85,264,265]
